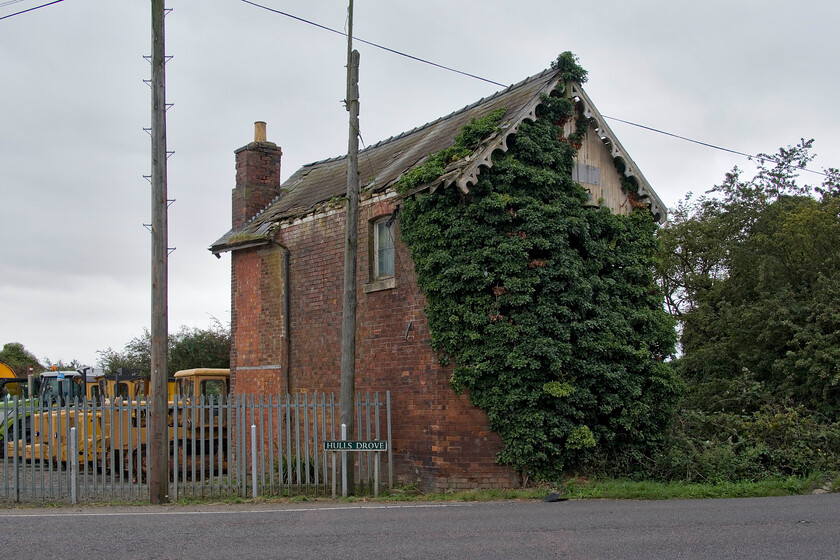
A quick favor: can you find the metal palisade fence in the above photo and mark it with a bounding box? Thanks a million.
[0,391,391,504]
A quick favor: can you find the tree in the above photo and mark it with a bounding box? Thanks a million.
[168,323,231,375]
[656,140,840,414]
[44,358,84,370]
[97,330,152,374]
[97,321,230,377]
[0,342,44,376]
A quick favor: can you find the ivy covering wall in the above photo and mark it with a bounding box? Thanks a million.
[397,53,679,480]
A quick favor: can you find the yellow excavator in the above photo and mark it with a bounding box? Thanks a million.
[0,361,16,380]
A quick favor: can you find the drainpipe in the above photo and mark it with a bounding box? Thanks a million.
[270,240,292,395]
[283,247,291,395]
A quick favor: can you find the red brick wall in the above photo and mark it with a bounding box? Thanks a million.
[230,246,287,395]
[231,196,519,491]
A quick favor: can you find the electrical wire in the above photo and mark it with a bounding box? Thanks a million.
[0,0,29,9]
[5,0,827,179]
[241,1,830,178]
[0,0,63,21]
[603,115,829,177]
[240,0,506,88]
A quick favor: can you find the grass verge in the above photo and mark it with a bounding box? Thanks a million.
[3,475,834,509]
[557,474,830,500]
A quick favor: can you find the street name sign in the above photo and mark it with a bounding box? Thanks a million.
[323,440,388,451]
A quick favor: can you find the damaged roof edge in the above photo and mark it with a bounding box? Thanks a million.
[425,78,666,223]
[210,238,270,255]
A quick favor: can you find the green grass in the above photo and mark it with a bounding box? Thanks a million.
[2,475,834,509]
[371,474,835,502]
[557,474,830,500]
[367,487,550,502]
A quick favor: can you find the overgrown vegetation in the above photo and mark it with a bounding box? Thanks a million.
[653,140,840,483]
[398,52,678,481]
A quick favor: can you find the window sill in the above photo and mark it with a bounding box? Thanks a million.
[364,276,396,293]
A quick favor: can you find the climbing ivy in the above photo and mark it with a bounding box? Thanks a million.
[397,107,508,194]
[398,53,678,480]
[551,51,588,84]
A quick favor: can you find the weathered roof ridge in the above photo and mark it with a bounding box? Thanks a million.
[418,70,562,197]
[299,68,553,171]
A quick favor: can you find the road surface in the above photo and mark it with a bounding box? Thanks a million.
[1,493,838,559]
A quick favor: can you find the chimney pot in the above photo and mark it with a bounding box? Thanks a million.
[254,121,267,143]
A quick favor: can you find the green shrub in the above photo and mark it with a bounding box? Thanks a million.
[648,404,840,483]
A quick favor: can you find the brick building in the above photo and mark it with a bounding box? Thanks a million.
[210,66,666,490]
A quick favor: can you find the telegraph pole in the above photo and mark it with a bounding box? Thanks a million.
[339,0,359,495]
[149,0,170,504]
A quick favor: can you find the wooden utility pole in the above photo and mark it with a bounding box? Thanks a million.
[149,0,170,504]
[339,0,359,495]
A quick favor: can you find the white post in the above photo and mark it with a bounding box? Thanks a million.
[374,451,380,498]
[331,451,337,499]
[251,424,257,499]
[70,427,78,504]
[341,423,347,498]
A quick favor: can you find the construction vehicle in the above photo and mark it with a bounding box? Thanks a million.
[174,368,229,401]
[0,361,17,380]
[6,368,230,476]
[0,378,35,456]
[96,369,149,402]
[2,368,108,459]
[0,363,41,456]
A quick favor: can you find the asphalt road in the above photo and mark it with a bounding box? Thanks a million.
[1,494,838,559]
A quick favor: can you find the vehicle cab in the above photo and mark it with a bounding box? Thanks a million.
[173,368,229,402]
[38,370,85,405]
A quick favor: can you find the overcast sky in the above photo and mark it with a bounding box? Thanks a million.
[1,0,837,366]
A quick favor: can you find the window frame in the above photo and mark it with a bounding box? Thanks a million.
[373,217,395,280]
[365,216,397,293]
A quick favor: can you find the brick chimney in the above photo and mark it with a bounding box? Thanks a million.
[233,121,282,229]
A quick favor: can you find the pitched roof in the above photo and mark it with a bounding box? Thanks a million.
[211,66,665,254]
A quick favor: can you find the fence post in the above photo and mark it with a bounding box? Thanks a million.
[13,398,19,503]
[386,391,392,490]
[251,424,257,499]
[70,427,78,504]
[374,452,380,498]
[341,423,347,497]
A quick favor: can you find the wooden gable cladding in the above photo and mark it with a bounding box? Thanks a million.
[566,82,666,222]
[570,124,632,216]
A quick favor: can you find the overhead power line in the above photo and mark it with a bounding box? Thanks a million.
[241,1,831,178]
[0,0,63,21]
[603,115,755,160]
[603,116,829,177]
[240,0,506,88]
[5,0,827,179]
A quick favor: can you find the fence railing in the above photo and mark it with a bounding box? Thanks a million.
[0,391,391,504]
